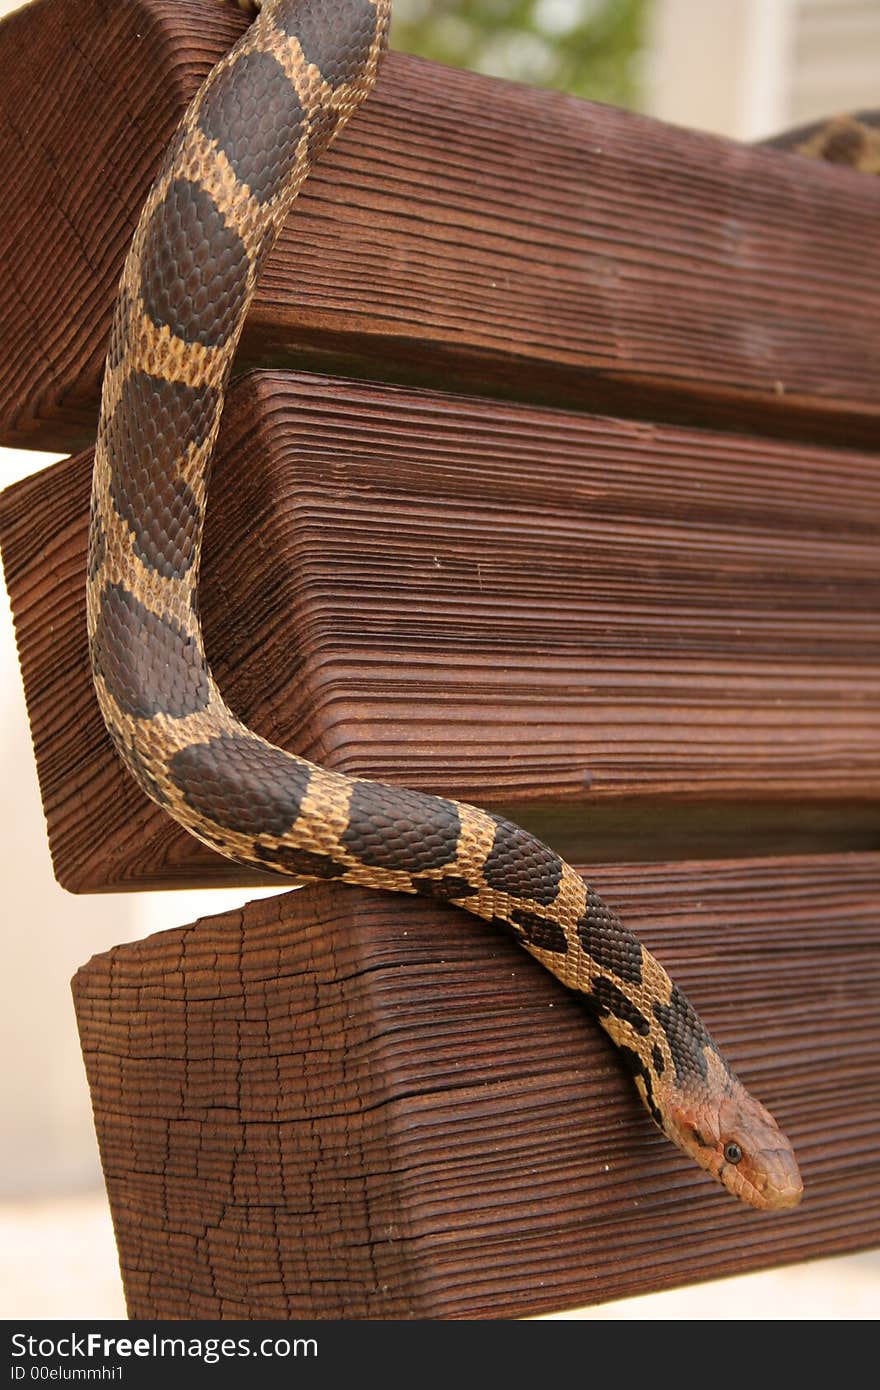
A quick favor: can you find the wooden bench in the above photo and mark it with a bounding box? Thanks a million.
[1,0,878,1318]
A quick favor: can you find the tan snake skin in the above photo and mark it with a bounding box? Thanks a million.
[87,0,808,1211]
[763,110,880,173]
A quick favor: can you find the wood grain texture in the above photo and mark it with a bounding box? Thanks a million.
[2,371,879,892]
[72,854,880,1319]
[2,0,880,451]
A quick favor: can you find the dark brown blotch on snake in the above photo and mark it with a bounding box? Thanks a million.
[340,780,461,873]
[169,732,313,836]
[140,178,249,348]
[104,372,218,578]
[508,908,569,954]
[276,0,378,87]
[411,874,480,901]
[482,815,564,904]
[617,1044,664,1126]
[87,512,105,582]
[653,984,717,1084]
[198,49,306,205]
[590,974,651,1038]
[254,842,348,879]
[93,583,210,720]
[577,887,644,986]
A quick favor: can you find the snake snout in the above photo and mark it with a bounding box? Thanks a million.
[715,1087,803,1210]
[742,1144,804,1211]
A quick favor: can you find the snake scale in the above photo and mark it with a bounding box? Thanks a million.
[86,0,808,1211]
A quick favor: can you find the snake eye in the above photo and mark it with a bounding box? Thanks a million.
[723,1141,743,1165]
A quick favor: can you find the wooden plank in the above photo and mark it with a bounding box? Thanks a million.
[2,0,880,452]
[71,853,880,1319]
[2,370,879,892]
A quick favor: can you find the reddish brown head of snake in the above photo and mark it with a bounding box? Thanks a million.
[658,1064,803,1210]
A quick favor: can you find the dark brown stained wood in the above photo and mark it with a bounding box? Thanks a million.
[2,371,879,893]
[2,0,880,452]
[0,0,247,447]
[71,854,880,1320]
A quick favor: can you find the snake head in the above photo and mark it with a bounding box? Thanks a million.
[661,1059,803,1211]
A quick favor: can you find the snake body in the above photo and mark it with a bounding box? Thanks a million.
[87,0,804,1211]
[764,109,880,172]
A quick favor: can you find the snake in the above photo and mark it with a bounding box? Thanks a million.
[762,109,880,172]
[86,0,809,1213]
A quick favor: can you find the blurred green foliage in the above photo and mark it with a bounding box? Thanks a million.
[390,0,646,107]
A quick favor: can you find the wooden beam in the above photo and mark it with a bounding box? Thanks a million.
[2,0,880,452]
[3,371,878,892]
[71,854,880,1319]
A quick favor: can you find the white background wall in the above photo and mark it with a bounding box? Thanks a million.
[0,0,877,1319]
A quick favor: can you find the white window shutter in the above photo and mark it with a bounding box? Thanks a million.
[646,0,879,140]
[789,0,880,123]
